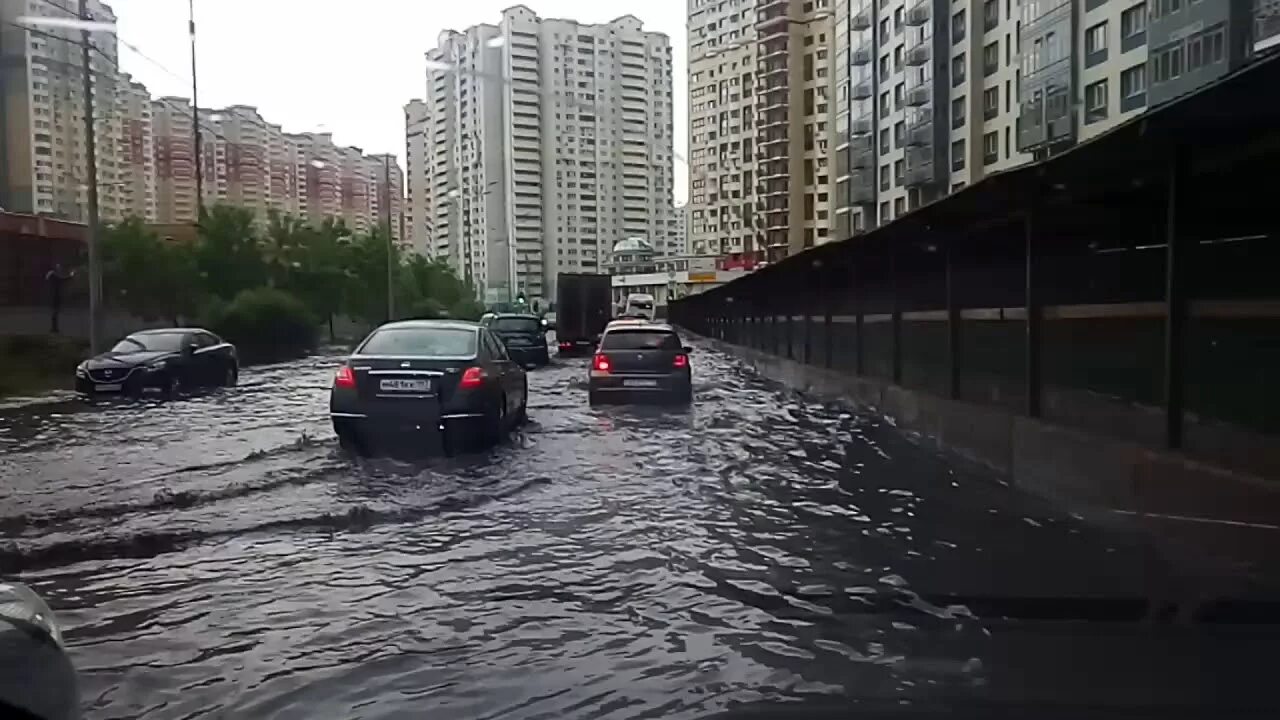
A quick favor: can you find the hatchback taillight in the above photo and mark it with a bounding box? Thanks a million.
[673,354,688,369]
[459,366,486,389]
[592,353,611,373]
[334,366,355,388]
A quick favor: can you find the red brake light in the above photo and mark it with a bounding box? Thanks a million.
[592,353,611,373]
[673,354,688,369]
[334,366,356,388]
[460,366,486,389]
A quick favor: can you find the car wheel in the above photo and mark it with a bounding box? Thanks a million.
[588,389,600,405]
[677,383,693,405]
[486,396,507,442]
[514,383,528,424]
[223,364,238,387]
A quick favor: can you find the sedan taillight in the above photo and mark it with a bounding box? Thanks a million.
[459,366,486,389]
[673,354,688,369]
[592,353,611,373]
[334,366,355,388]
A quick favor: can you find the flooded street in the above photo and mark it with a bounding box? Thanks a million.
[1,341,1274,719]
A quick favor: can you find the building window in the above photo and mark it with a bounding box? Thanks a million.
[879,128,890,153]
[1086,22,1108,55]
[951,96,966,128]
[893,197,905,217]
[983,86,999,120]
[893,159,904,185]
[1120,62,1147,110]
[1084,79,1108,123]
[982,131,998,164]
[953,10,966,45]
[1120,3,1146,39]
[893,120,905,147]
[951,139,966,171]
[952,53,966,86]
[983,42,999,75]
[880,164,891,191]
[983,0,999,32]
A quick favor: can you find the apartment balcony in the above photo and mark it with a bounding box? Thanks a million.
[905,108,933,147]
[905,84,931,107]
[906,0,930,26]
[759,110,788,129]
[905,41,930,66]
[851,116,873,135]
[852,8,872,31]
[850,137,874,169]
[904,147,935,187]
[851,47,872,65]
[849,168,876,203]
[852,80,873,99]
[760,59,788,77]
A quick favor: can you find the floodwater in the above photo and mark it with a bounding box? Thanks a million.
[0,341,1275,719]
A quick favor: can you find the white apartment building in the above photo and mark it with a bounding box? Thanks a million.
[152,97,198,224]
[420,5,675,305]
[0,0,128,221]
[404,99,430,256]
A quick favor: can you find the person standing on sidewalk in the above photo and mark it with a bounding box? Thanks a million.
[44,263,74,334]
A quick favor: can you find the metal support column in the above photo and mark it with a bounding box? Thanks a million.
[1025,211,1042,418]
[946,235,961,400]
[853,253,864,376]
[891,242,902,385]
[1164,152,1187,449]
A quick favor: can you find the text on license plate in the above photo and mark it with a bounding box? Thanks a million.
[623,379,659,388]
[95,383,123,392]
[379,378,431,392]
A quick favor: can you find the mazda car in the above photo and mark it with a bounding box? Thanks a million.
[75,328,238,397]
[484,313,550,368]
[587,322,693,405]
[330,319,527,454]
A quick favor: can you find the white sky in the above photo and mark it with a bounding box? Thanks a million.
[108,0,689,204]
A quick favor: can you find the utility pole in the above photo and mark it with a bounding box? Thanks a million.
[189,0,203,219]
[383,155,395,322]
[79,0,102,355]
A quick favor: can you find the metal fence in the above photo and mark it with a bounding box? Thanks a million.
[672,56,1280,480]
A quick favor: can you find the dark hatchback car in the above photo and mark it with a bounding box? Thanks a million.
[483,313,550,368]
[587,322,693,404]
[75,328,238,396]
[330,320,527,453]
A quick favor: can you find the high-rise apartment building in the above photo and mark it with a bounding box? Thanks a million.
[688,0,839,266]
[419,6,674,304]
[0,0,126,221]
[115,73,157,221]
[835,0,1267,231]
[152,96,198,224]
[404,99,430,256]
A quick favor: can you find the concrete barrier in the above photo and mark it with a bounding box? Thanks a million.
[692,329,1280,582]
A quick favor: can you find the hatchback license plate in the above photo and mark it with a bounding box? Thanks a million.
[623,379,659,388]
[379,378,430,392]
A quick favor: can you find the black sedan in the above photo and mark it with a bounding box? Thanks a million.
[587,322,693,405]
[75,328,239,396]
[330,320,528,454]
[483,313,550,368]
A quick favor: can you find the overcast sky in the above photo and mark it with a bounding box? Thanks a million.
[107,0,689,203]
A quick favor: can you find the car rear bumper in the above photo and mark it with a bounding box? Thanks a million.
[588,372,690,395]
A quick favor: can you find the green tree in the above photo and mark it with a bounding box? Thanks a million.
[195,205,267,300]
[102,217,200,324]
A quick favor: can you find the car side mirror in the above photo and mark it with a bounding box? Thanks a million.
[683,346,693,354]
[184,342,197,356]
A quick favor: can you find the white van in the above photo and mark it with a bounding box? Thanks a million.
[620,293,656,321]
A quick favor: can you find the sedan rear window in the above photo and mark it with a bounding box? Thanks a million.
[490,317,542,334]
[359,327,477,357]
[600,330,681,351]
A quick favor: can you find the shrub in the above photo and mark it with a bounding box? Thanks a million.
[0,335,87,397]
[208,288,318,364]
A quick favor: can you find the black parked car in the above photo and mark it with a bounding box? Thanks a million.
[587,321,693,405]
[483,313,550,368]
[330,320,528,453]
[75,328,238,396]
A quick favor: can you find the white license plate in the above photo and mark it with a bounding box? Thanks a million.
[379,378,431,392]
[623,379,659,388]
[95,383,123,392]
